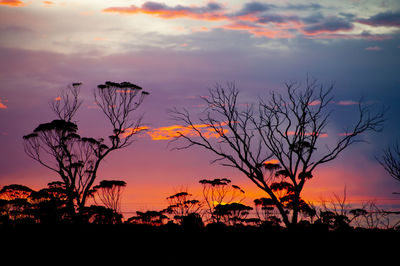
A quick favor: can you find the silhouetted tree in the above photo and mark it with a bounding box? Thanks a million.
[0,184,33,200]
[28,182,70,224]
[198,178,245,223]
[181,213,204,229]
[213,202,253,226]
[254,197,281,226]
[23,82,149,218]
[91,180,127,214]
[310,188,394,230]
[0,184,34,222]
[170,78,384,228]
[353,201,395,229]
[378,141,400,189]
[126,210,168,226]
[0,199,9,224]
[164,191,202,224]
[81,205,122,224]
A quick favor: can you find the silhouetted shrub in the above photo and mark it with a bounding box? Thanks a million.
[181,213,204,230]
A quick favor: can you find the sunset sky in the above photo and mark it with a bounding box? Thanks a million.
[0,0,400,215]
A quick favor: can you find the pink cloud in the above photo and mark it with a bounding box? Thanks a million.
[365,46,382,51]
[0,99,7,109]
[337,100,358,106]
[308,100,321,106]
[338,132,353,136]
[220,22,295,39]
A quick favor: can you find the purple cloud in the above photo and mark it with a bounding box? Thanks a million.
[234,1,275,16]
[302,16,354,35]
[358,11,400,27]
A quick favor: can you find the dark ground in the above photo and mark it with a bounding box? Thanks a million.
[1,224,398,264]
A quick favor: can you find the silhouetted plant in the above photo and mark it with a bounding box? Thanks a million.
[23,82,149,218]
[254,197,281,226]
[0,184,33,200]
[213,202,253,226]
[164,190,202,224]
[91,180,127,215]
[378,141,400,191]
[0,199,10,224]
[126,210,168,226]
[0,184,34,222]
[170,77,385,228]
[181,213,204,229]
[354,201,396,229]
[81,205,122,224]
[28,182,70,224]
[198,178,245,223]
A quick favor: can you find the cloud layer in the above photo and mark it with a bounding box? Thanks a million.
[103,1,400,39]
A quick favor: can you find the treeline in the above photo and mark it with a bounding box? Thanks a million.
[1,178,399,231]
[12,79,400,234]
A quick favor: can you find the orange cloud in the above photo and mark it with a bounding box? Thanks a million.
[103,2,226,21]
[147,124,228,141]
[0,99,7,109]
[192,26,210,32]
[42,1,53,5]
[121,126,149,138]
[0,0,26,7]
[263,159,280,165]
[220,22,295,39]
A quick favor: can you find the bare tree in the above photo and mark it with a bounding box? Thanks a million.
[170,78,384,228]
[23,82,149,217]
[378,141,400,186]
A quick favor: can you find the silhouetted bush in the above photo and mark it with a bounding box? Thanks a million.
[181,213,204,230]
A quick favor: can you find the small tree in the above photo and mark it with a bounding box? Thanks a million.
[214,202,253,226]
[91,180,127,214]
[254,197,282,226]
[164,191,202,224]
[198,178,245,223]
[28,182,70,224]
[126,210,168,226]
[0,184,34,222]
[0,184,33,200]
[23,82,149,217]
[170,78,384,228]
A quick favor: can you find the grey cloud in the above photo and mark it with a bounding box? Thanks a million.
[357,11,400,27]
[233,1,275,16]
[302,16,354,34]
[286,3,322,10]
[256,14,300,24]
[142,1,224,13]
